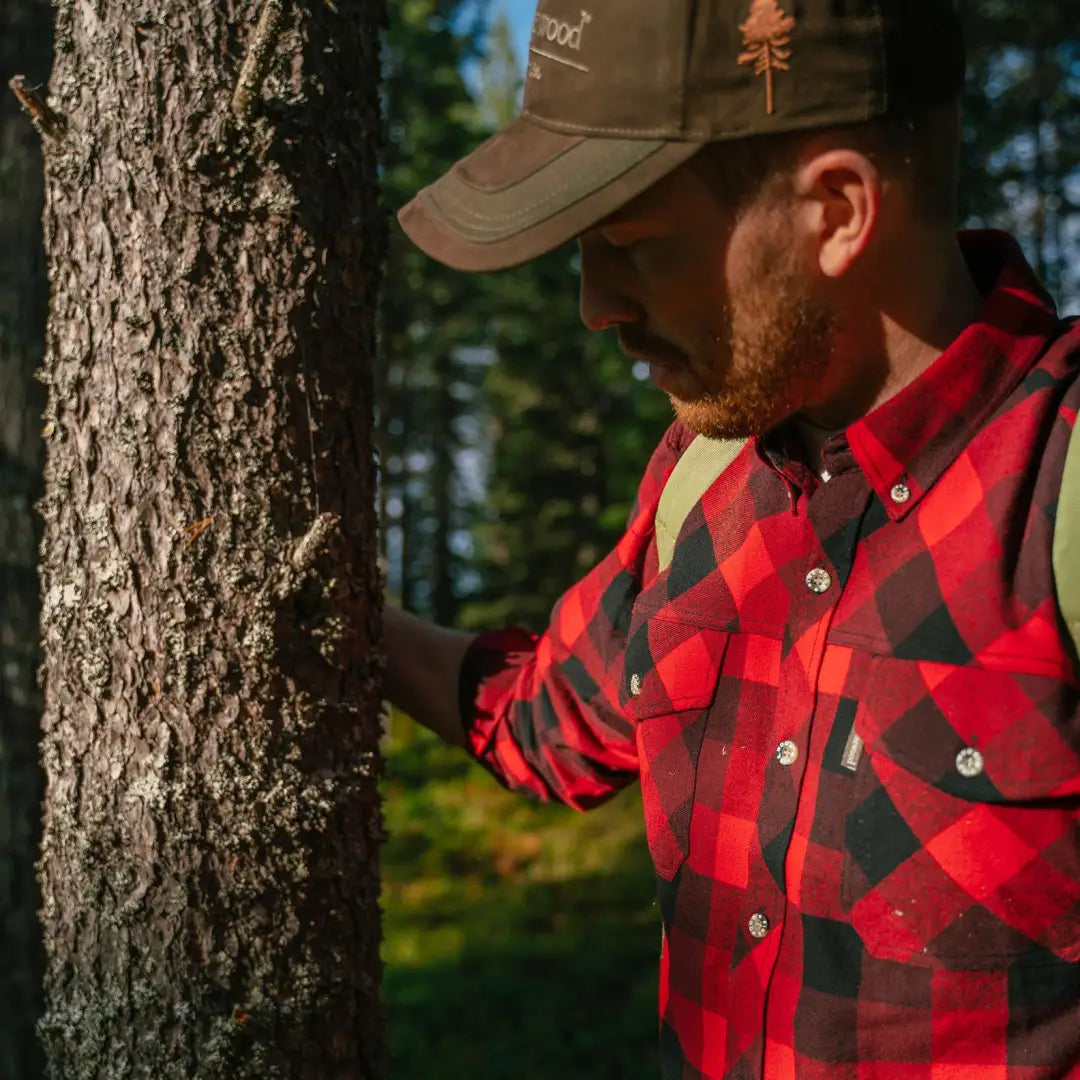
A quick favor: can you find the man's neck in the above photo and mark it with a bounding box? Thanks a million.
[874,239,986,412]
[802,233,986,432]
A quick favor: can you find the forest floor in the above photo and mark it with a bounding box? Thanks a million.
[380,714,661,1080]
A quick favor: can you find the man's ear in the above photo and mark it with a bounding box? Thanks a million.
[794,149,881,279]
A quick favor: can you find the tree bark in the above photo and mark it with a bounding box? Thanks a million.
[0,0,52,1076]
[35,0,386,1076]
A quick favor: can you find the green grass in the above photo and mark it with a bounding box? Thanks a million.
[380,715,661,1079]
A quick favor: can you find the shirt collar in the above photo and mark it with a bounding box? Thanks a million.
[842,230,1062,520]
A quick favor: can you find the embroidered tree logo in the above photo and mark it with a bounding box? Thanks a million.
[738,0,796,116]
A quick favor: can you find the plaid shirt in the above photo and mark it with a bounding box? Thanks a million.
[460,231,1080,1080]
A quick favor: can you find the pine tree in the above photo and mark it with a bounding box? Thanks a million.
[379,0,493,623]
[737,0,796,117]
[29,0,386,1073]
[460,25,671,632]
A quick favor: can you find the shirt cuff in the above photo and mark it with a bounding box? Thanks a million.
[457,626,539,758]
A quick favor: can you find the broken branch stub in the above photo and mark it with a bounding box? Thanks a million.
[8,75,66,139]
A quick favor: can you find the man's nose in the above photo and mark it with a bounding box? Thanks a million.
[577,237,644,332]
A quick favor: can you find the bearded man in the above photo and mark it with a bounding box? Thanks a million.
[384,1,1080,1077]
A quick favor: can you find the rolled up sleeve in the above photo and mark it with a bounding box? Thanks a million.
[458,421,695,809]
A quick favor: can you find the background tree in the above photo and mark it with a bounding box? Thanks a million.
[961,0,1080,308]
[459,30,670,631]
[0,0,51,1075]
[378,0,492,624]
[473,9,519,129]
[379,13,668,1080]
[460,250,670,631]
[26,0,386,1074]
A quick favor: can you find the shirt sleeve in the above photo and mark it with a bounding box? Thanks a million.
[458,420,695,809]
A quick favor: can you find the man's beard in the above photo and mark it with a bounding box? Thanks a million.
[672,244,836,440]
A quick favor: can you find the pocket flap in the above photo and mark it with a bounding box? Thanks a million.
[622,616,728,718]
[855,658,1080,801]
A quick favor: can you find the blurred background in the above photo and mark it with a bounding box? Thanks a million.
[0,1,1078,1078]
[378,6,670,1075]
[377,3,1080,1077]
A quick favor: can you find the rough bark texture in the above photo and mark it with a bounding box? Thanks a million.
[0,0,52,1077]
[35,1,386,1076]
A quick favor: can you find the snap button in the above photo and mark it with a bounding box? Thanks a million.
[805,567,832,594]
[890,481,911,504]
[629,673,643,697]
[748,912,770,939]
[775,740,799,767]
[955,746,984,778]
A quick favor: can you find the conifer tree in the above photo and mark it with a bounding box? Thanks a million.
[25,0,386,1073]
[461,24,670,632]
[379,0,492,623]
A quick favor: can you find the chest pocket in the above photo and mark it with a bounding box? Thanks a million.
[841,656,1080,968]
[622,613,729,881]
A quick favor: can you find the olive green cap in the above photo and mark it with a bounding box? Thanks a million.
[398,0,965,272]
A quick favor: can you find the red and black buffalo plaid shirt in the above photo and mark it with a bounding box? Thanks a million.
[459,231,1080,1080]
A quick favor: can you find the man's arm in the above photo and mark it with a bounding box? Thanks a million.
[381,422,695,806]
[382,606,476,748]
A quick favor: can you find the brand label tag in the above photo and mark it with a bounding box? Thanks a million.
[841,725,864,772]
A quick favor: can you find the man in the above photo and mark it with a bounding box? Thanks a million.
[386,0,1080,1077]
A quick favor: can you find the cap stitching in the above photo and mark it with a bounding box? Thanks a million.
[455,133,585,196]
[520,108,686,140]
[428,146,664,233]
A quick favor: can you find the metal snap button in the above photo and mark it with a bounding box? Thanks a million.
[775,740,799,767]
[890,481,911,504]
[748,912,770,939]
[955,746,984,778]
[805,567,832,594]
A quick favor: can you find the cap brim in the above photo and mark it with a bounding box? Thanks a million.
[397,116,703,272]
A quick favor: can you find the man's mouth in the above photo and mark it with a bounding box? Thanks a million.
[645,360,685,394]
[616,329,687,369]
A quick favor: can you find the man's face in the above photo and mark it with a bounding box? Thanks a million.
[578,155,836,439]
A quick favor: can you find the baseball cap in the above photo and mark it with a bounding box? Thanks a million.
[397,0,965,272]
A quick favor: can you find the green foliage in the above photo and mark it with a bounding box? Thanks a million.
[455,32,671,631]
[380,17,668,1075]
[381,718,659,1080]
[460,245,671,631]
[474,11,521,130]
[381,1,671,630]
[379,0,494,621]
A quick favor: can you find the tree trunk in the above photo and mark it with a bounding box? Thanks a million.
[34,1,386,1076]
[0,0,52,1076]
